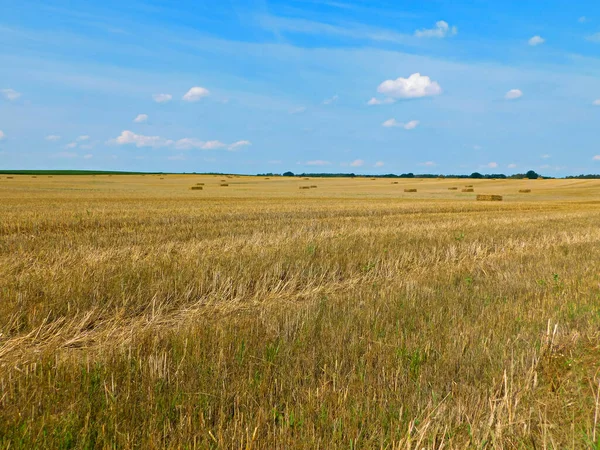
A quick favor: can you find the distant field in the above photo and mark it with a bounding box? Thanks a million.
[1,175,600,448]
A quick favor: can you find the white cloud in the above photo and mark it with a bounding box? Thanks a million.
[382,118,420,130]
[415,21,457,38]
[289,106,307,114]
[110,131,251,151]
[174,139,225,150]
[202,140,226,150]
[528,35,545,46]
[65,142,77,149]
[305,160,331,166]
[487,162,498,169]
[374,161,384,168]
[579,16,587,23]
[77,135,90,141]
[323,95,339,105]
[83,154,93,159]
[541,154,551,159]
[183,86,210,102]
[377,73,442,99]
[1,89,21,101]
[507,163,517,169]
[350,159,364,167]
[593,99,600,106]
[367,97,396,106]
[45,135,61,141]
[153,93,172,103]
[421,161,436,167]
[593,155,600,161]
[79,144,94,150]
[228,140,252,151]
[134,114,148,123]
[587,33,600,42]
[505,89,523,100]
[110,130,173,148]
[0,130,4,140]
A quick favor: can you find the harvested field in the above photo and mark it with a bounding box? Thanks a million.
[1,175,600,448]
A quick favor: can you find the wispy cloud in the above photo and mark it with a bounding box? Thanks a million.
[323,95,338,105]
[109,131,249,151]
[528,35,545,46]
[415,21,457,38]
[349,159,364,167]
[228,140,251,151]
[303,160,331,166]
[0,130,5,140]
[382,119,419,130]
[45,135,61,141]
[374,161,384,168]
[289,106,307,114]
[134,114,148,123]
[586,33,600,42]
[152,93,172,103]
[257,14,414,45]
[110,130,173,148]
[1,88,21,101]
[367,97,395,106]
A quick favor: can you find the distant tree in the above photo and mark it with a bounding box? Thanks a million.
[283,171,295,177]
[470,172,483,179]
[525,170,540,179]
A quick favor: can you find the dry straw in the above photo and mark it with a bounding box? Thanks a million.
[465,184,473,188]
[404,189,417,193]
[299,186,310,190]
[476,194,503,201]
[519,189,531,193]
[310,185,317,188]
[191,186,203,190]
[462,188,474,192]
[448,187,458,190]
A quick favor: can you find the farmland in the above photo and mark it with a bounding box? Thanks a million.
[1,174,600,448]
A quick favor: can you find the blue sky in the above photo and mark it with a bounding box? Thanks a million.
[1,0,600,175]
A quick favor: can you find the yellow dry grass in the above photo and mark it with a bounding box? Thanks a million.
[1,175,600,448]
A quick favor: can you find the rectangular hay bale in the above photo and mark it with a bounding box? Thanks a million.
[462,188,474,192]
[476,194,503,201]
[404,188,417,192]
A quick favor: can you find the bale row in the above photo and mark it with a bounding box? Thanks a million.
[462,188,474,192]
[476,194,503,201]
[519,189,531,193]
[404,189,417,193]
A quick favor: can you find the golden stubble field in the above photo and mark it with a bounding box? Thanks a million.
[1,174,600,448]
